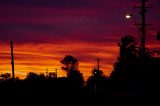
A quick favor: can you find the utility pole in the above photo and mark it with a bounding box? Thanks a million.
[135,0,152,60]
[10,41,15,79]
[141,0,147,60]
[96,57,100,70]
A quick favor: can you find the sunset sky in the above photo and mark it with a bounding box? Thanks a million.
[0,0,160,79]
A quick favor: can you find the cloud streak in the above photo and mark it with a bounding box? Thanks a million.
[0,0,160,78]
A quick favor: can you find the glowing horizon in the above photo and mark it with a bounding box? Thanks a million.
[0,0,160,79]
[0,41,118,79]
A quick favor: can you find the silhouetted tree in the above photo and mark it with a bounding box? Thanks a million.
[110,35,139,81]
[61,55,84,88]
[109,35,143,96]
[60,55,78,72]
[48,72,57,78]
[86,68,107,95]
[25,72,39,80]
[0,73,11,80]
[118,35,139,60]
[110,35,157,96]
[38,73,46,80]
[25,72,47,81]
[68,69,84,88]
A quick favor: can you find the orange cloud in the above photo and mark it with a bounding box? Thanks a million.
[0,41,119,79]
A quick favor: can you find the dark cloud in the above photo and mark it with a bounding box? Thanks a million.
[0,0,159,44]
[0,0,106,8]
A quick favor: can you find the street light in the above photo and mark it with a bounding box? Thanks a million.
[125,14,137,23]
[125,14,132,19]
[125,14,142,41]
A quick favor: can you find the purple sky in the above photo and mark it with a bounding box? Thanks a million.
[0,0,159,43]
[0,0,160,78]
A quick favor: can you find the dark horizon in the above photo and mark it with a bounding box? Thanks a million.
[0,1,160,104]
